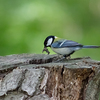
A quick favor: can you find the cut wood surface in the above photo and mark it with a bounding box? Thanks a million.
[0,54,100,100]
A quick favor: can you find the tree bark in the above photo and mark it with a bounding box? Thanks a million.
[0,54,100,100]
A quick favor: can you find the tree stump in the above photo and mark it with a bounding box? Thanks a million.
[0,54,100,100]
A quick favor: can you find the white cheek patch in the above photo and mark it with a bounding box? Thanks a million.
[47,38,53,46]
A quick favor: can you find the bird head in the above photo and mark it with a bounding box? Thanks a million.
[42,35,57,54]
[44,35,56,47]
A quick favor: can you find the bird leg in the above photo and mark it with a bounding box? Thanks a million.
[63,55,71,60]
[63,51,75,60]
[54,55,69,62]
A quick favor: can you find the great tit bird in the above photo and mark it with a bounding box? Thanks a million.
[42,35,100,57]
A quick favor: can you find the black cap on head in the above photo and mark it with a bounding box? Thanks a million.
[44,36,55,47]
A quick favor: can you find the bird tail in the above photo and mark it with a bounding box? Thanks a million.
[83,45,100,48]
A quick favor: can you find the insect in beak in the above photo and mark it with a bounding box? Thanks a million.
[42,47,50,55]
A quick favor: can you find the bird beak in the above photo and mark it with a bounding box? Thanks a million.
[42,47,50,55]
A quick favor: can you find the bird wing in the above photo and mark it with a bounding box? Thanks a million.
[52,39,83,48]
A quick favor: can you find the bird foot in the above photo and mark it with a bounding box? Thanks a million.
[66,56,71,60]
[54,55,71,62]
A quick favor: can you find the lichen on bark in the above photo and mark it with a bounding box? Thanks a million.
[0,54,100,100]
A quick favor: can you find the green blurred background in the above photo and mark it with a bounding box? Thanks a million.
[0,0,100,60]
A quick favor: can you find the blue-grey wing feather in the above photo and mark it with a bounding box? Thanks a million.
[52,39,83,48]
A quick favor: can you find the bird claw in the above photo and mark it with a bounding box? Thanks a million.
[54,55,71,62]
[66,56,71,60]
[42,47,50,55]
